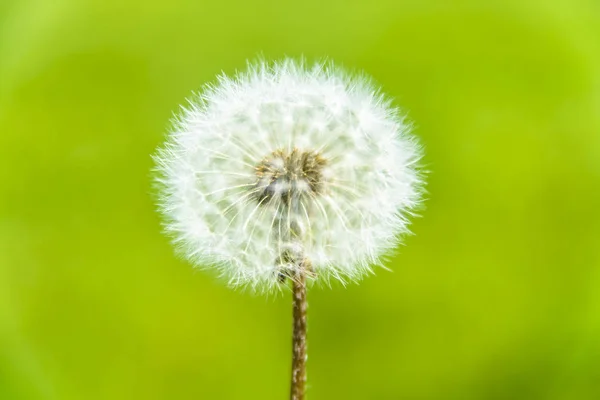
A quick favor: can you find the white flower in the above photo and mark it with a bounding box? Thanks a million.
[154,59,423,292]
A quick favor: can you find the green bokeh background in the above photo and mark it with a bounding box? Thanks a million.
[1,0,599,399]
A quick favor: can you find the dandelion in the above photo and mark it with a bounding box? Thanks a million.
[153,58,423,399]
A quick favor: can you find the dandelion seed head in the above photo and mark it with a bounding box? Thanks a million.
[154,59,423,292]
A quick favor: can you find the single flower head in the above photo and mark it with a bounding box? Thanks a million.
[154,59,423,292]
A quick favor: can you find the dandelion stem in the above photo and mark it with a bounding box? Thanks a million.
[290,263,308,400]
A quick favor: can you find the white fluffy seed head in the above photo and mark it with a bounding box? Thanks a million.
[154,59,424,292]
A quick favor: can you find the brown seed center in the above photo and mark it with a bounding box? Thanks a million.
[254,148,327,204]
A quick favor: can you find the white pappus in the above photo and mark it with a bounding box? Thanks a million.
[154,59,423,292]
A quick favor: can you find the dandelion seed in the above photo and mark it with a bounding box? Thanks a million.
[154,59,423,291]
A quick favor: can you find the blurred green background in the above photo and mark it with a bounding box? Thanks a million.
[1,0,600,399]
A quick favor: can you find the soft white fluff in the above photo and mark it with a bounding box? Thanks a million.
[154,59,423,291]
